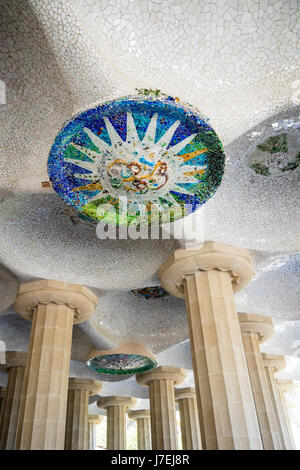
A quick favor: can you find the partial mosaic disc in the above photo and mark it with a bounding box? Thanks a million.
[86,352,157,375]
[48,92,225,225]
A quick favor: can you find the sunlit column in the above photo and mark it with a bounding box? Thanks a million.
[13,280,98,449]
[137,366,186,450]
[65,378,102,450]
[175,387,201,450]
[128,409,151,450]
[239,314,281,449]
[97,396,136,450]
[88,414,104,450]
[276,379,296,450]
[262,354,287,450]
[159,242,262,450]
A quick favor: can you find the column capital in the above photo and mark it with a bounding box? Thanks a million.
[97,396,137,410]
[88,414,104,425]
[128,409,150,420]
[175,387,196,401]
[262,353,286,372]
[0,386,6,398]
[68,378,102,395]
[158,242,254,298]
[5,351,27,368]
[276,379,294,394]
[13,279,98,324]
[136,365,186,387]
[239,313,274,343]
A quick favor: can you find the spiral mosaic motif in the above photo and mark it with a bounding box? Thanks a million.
[48,92,225,225]
[85,352,157,375]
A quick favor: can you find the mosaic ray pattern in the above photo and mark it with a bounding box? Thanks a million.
[48,92,225,225]
[86,352,157,375]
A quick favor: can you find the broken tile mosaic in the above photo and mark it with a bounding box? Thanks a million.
[129,286,169,300]
[247,131,300,177]
[85,352,157,375]
[48,92,225,225]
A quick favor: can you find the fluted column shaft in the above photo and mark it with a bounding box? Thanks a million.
[16,304,74,449]
[107,405,126,450]
[65,379,102,450]
[98,396,136,450]
[136,417,151,450]
[158,243,263,450]
[262,354,287,450]
[264,367,288,449]
[13,280,97,450]
[184,271,262,449]
[1,368,24,450]
[238,315,281,450]
[88,421,96,450]
[0,387,6,430]
[149,379,178,450]
[66,389,88,450]
[0,352,27,450]
[242,335,281,449]
[128,410,151,450]
[175,388,201,450]
[88,415,103,450]
[276,380,296,450]
[137,366,186,450]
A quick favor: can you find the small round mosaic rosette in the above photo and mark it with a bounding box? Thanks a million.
[48,93,225,225]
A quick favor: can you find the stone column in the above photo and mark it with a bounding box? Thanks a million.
[0,352,27,450]
[262,354,287,450]
[128,409,151,450]
[13,280,98,450]
[97,396,136,450]
[0,387,6,428]
[276,379,296,450]
[239,314,281,449]
[136,366,186,450]
[175,387,201,450]
[158,242,262,450]
[65,378,102,450]
[88,414,104,450]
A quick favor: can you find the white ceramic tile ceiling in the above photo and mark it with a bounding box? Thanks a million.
[0,0,299,393]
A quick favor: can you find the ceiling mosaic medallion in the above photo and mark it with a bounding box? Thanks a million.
[247,130,300,177]
[86,352,157,375]
[48,91,225,225]
[86,342,157,375]
[129,285,169,300]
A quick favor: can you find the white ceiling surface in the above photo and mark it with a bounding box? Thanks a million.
[0,0,299,398]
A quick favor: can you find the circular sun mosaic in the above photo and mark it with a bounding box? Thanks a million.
[85,352,157,375]
[48,91,225,225]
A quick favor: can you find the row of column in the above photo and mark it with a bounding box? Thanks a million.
[96,380,201,450]
[135,358,296,450]
[0,242,297,450]
[158,242,297,450]
[1,280,98,450]
[0,358,295,450]
[0,360,198,450]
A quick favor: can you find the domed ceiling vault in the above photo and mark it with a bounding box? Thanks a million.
[0,0,299,397]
